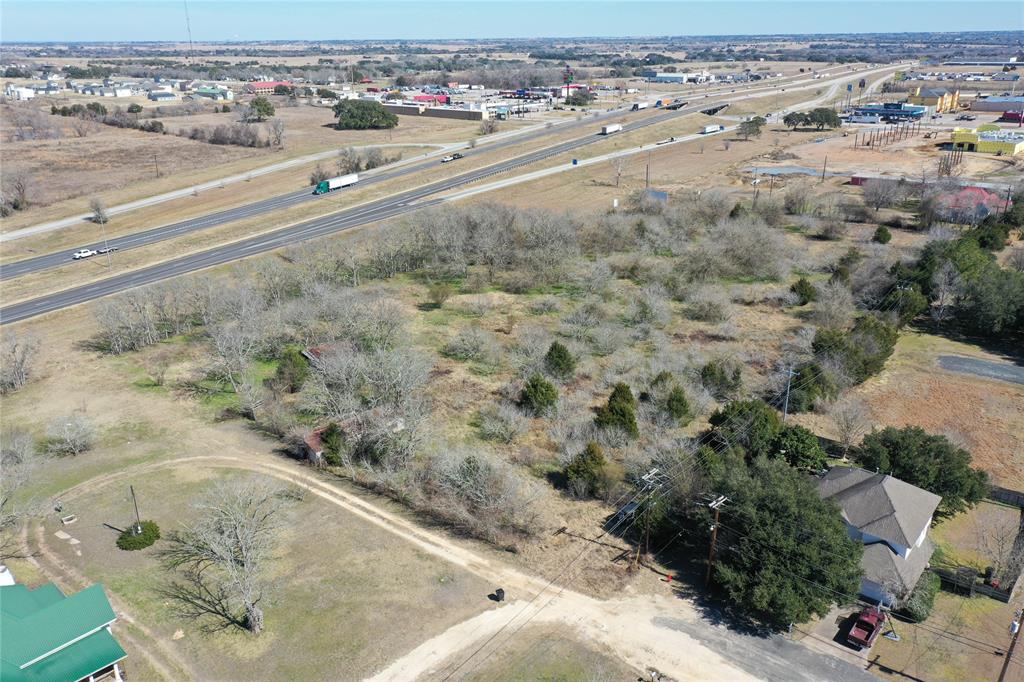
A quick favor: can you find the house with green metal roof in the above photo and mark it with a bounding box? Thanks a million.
[0,582,127,682]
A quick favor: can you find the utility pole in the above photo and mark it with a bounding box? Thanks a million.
[705,495,728,587]
[998,612,1021,682]
[782,365,796,422]
[129,485,142,535]
[820,154,828,183]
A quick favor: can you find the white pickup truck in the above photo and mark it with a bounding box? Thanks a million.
[72,248,98,260]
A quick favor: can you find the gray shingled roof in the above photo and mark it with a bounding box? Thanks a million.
[918,87,953,98]
[862,537,934,597]
[817,467,941,548]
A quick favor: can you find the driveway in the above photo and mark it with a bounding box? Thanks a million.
[937,355,1024,385]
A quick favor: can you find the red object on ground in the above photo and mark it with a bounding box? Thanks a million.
[847,607,887,650]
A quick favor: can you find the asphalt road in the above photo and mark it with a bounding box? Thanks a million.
[0,102,707,323]
[0,63,868,281]
[0,106,627,280]
[0,65,900,324]
[937,355,1024,385]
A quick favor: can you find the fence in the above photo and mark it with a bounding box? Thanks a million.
[989,486,1024,509]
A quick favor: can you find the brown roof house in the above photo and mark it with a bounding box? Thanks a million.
[817,467,941,607]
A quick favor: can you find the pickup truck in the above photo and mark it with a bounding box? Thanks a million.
[441,153,464,163]
[72,249,98,260]
[847,607,886,650]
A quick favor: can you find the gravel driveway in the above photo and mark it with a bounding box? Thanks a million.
[937,355,1024,385]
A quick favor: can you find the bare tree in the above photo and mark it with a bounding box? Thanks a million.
[160,477,286,634]
[1007,247,1024,274]
[268,118,285,147]
[861,179,903,212]
[90,197,109,224]
[4,171,31,211]
[336,147,361,174]
[829,399,869,458]
[478,118,499,135]
[972,510,1024,584]
[930,260,961,329]
[69,115,95,138]
[208,323,262,393]
[46,413,95,456]
[0,333,40,394]
[610,157,628,188]
[812,280,854,329]
[0,429,45,562]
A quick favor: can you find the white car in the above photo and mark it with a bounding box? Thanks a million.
[72,248,98,260]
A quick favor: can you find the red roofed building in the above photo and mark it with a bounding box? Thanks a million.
[244,80,293,95]
[937,186,1007,224]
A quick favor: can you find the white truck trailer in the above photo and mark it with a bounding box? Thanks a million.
[701,124,725,134]
[313,173,359,195]
[601,123,623,135]
[631,101,650,111]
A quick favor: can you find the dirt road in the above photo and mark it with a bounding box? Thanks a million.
[47,453,758,681]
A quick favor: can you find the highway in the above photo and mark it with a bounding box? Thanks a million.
[0,65,902,324]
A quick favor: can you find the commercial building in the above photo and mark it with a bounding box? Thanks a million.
[906,86,960,113]
[852,101,926,121]
[952,126,1024,155]
[244,80,292,94]
[147,90,178,102]
[3,84,35,100]
[193,86,234,101]
[641,70,715,84]
[1,582,127,682]
[970,95,1024,112]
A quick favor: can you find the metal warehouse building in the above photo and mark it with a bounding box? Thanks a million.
[969,95,1024,112]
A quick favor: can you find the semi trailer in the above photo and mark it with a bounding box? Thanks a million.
[313,173,359,195]
[601,123,623,135]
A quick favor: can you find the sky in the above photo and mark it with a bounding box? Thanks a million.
[1,1,1021,43]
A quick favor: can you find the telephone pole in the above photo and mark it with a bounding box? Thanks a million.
[705,495,728,587]
[130,485,142,534]
[782,365,797,422]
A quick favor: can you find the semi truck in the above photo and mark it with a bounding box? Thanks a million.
[313,173,359,195]
[701,124,726,134]
[601,123,623,135]
[631,101,649,111]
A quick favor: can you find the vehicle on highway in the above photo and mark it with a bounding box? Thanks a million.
[72,249,98,260]
[97,247,118,255]
[847,607,887,650]
[313,173,359,195]
[440,153,464,163]
[701,124,725,134]
[956,114,976,121]
[600,123,623,135]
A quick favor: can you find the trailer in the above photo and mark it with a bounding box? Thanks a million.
[313,173,359,195]
[601,123,623,135]
[631,102,649,111]
[701,124,725,134]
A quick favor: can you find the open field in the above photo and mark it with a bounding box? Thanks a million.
[30,465,495,681]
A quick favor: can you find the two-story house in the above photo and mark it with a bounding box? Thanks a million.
[817,466,941,606]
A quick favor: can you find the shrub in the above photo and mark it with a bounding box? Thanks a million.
[770,424,827,471]
[898,572,940,622]
[594,383,639,438]
[320,422,346,466]
[442,327,491,361]
[663,385,692,424]
[275,345,310,393]
[813,315,898,384]
[708,399,782,459]
[46,414,95,456]
[427,282,455,308]
[565,441,608,498]
[701,359,743,400]
[872,225,892,244]
[519,373,558,415]
[478,403,528,444]
[790,277,817,305]
[686,286,732,322]
[116,520,160,551]
[544,341,576,380]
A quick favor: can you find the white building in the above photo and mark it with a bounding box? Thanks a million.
[4,85,35,100]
